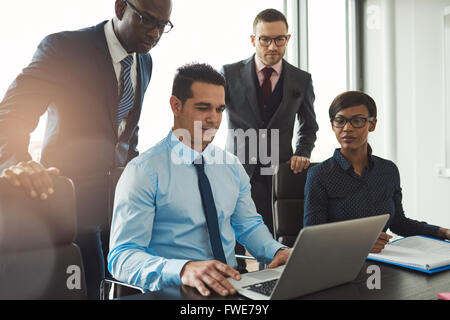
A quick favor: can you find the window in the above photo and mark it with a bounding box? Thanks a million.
[139,0,284,151]
[442,6,450,176]
[0,0,115,160]
[0,0,285,158]
[306,0,350,161]
[1,1,353,162]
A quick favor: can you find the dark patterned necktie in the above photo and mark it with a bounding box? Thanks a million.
[117,55,135,126]
[193,158,227,264]
[261,67,275,101]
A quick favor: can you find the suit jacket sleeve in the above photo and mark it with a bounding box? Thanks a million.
[294,74,319,159]
[0,34,62,171]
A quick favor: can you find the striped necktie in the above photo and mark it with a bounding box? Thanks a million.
[117,55,135,127]
[193,158,227,264]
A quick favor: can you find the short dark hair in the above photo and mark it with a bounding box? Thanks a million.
[253,8,289,33]
[329,91,377,120]
[172,63,225,104]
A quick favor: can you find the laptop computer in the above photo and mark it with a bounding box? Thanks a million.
[229,214,389,300]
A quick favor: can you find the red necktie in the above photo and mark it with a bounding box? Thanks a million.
[261,67,275,101]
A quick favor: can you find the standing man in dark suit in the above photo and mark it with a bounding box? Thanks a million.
[0,0,173,299]
[222,9,318,263]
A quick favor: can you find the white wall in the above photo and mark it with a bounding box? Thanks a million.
[362,0,450,228]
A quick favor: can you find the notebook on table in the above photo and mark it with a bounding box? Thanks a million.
[228,214,389,300]
[367,236,450,274]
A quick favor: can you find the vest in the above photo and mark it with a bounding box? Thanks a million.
[255,71,284,128]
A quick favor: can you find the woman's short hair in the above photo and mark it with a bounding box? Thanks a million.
[329,91,377,120]
[172,63,225,104]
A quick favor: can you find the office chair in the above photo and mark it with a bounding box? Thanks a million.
[101,167,145,300]
[0,176,87,300]
[272,161,316,247]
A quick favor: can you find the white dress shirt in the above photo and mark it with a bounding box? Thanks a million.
[104,20,137,94]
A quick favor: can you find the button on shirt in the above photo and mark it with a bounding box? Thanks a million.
[108,131,284,291]
[303,148,440,238]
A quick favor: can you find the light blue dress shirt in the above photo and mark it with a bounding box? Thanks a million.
[108,130,284,291]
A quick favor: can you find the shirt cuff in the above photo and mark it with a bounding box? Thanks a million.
[162,259,191,287]
[266,241,289,264]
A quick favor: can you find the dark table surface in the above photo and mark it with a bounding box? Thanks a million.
[117,260,450,300]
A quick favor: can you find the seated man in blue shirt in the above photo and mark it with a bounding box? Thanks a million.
[108,63,291,297]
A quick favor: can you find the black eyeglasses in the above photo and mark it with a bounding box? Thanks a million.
[124,0,173,33]
[257,35,288,47]
[331,116,375,129]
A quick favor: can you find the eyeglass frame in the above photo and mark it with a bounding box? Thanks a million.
[124,0,173,33]
[256,35,289,47]
[331,115,375,129]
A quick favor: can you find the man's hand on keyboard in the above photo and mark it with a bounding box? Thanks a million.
[268,248,292,269]
[180,260,241,297]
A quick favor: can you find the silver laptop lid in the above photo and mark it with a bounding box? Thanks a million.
[270,214,389,300]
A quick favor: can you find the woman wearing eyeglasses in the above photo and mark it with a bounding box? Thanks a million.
[303,91,450,252]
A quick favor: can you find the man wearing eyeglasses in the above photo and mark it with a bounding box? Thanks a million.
[0,0,172,299]
[222,9,319,271]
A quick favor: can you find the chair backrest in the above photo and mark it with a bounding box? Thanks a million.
[102,167,145,299]
[0,176,87,300]
[272,162,316,247]
[102,167,125,274]
[106,167,125,233]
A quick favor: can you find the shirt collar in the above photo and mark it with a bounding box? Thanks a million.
[104,19,136,65]
[254,54,283,76]
[333,145,375,172]
[166,130,216,165]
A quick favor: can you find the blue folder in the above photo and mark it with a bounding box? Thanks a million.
[366,236,450,274]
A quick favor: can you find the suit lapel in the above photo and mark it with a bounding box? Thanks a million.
[92,22,119,139]
[241,56,262,125]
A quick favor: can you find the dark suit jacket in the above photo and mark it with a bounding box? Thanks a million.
[222,55,318,177]
[0,21,152,227]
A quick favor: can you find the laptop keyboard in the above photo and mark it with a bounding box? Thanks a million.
[243,279,278,296]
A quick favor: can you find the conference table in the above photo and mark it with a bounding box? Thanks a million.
[118,260,450,300]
